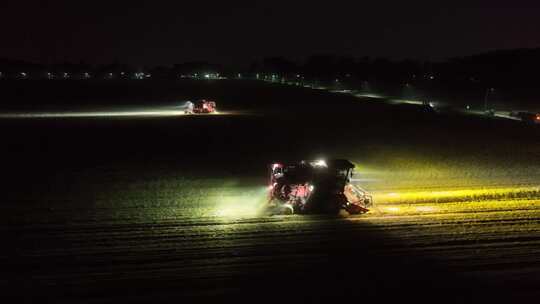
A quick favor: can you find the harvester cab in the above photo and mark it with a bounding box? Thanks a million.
[267,159,372,215]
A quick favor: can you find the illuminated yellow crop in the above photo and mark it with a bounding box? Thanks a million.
[374,187,540,205]
[371,199,540,217]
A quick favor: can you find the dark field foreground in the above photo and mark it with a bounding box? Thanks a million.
[2,80,540,303]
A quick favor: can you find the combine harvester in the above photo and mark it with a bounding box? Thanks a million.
[266,159,373,215]
[185,100,218,114]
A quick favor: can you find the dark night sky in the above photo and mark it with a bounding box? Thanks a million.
[1,0,539,66]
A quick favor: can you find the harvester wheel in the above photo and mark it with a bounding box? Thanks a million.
[280,204,294,215]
